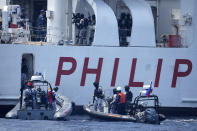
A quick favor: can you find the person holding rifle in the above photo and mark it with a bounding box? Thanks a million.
[93,81,105,112]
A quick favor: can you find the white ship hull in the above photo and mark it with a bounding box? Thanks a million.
[0,44,196,108]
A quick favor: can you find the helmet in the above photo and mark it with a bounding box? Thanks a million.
[113,88,117,94]
[124,85,130,91]
[37,87,41,92]
[93,82,99,88]
[27,81,32,87]
[116,86,122,91]
[53,87,59,92]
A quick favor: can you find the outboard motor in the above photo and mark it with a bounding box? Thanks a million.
[145,108,159,124]
[135,107,159,124]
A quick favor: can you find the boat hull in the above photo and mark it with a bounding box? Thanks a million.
[83,104,136,122]
[5,94,72,120]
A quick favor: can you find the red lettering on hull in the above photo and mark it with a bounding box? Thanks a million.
[111,58,120,87]
[80,58,103,86]
[128,58,144,87]
[171,59,192,88]
[55,57,77,86]
[154,59,163,87]
[55,57,193,88]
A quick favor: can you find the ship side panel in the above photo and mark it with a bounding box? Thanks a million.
[0,45,197,108]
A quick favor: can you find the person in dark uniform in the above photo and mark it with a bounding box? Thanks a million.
[93,82,104,112]
[110,88,118,113]
[52,87,59,110]
[124,85,133,114]
[24,81,34,108]
[18,8,26,28]
[125,85,133,102]
[36,9,47,41]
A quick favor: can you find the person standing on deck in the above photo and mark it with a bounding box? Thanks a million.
[110,88,118,114]
[93,82,105,112]
[36,9,46,41]
[124,85,133,114]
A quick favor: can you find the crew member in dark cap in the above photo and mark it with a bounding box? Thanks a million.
[93,81,105,112]
[124,85,133,114]
[125,85,133,102]
[110,88,118,113]
[19,8,26,28]
[36,9,47,41]
[52,87,59,110]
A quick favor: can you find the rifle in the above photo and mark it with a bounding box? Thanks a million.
[93,96,95,104]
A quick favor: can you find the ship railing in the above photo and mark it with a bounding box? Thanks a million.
[0,26,188,48]
[29,26,47,42]
[0,30,30,44]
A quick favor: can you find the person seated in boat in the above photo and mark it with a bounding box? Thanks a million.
[35,87,47,108]
[124,85,133,114]
[24,81,34,108]
[93,82,105,112]
[110,88,118,114]
[30,82,38,109]
[51,87,59,110]
[116,86,126,115]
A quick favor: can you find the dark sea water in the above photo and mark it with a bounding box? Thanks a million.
[0,116,197,131]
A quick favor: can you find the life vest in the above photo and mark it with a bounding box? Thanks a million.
[118,92,126,104]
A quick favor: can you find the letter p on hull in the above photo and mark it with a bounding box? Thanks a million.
[171,59,192,88]
[55,57,77,86]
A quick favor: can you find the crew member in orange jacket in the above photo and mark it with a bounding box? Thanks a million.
[116,86,126,115]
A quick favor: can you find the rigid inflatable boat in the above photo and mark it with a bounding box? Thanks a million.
[5,75,72,120]
[84,84,166,124]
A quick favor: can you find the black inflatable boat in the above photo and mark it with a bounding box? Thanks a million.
[84,94,165,124]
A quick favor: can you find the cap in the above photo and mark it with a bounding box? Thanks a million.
[93,82,99,88]
[113,88,117,94]
[124,85,130,91]
[40,9,45,13]
[116,86,122,91]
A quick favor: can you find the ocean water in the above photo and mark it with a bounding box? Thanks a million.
[0,116,197,131]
